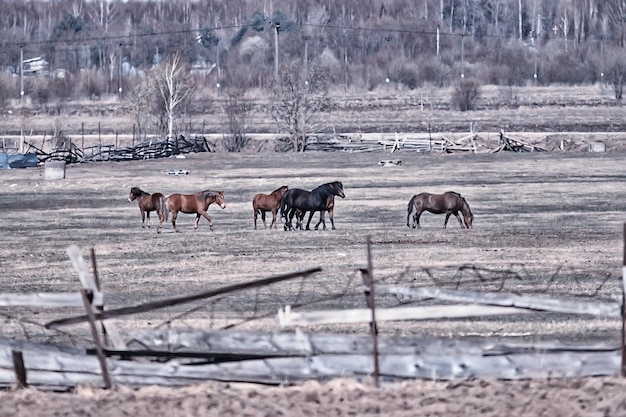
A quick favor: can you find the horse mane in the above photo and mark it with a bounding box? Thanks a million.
[313,181,342,193]
[198,189,222,198]
[130,187,146,196]
[460,196,472,212]
[271,185,288,195]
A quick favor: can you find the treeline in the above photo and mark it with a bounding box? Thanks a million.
[0,0,624,107]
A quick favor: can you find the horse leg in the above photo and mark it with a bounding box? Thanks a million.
[261,211,268,229]
[157,213,164,234]
[314,212,323,230]
[171,210,179,232]
[327,206,335,230]
[305,211,315,230]
[443,213,452,228]
[415,211,422,229]
[141,209,146,228]
[287,208,297,231]
[254,208,258,230]
[146,211,151,228]
[298,211,306,230]
[196,210,213,231]
[270,209,277,229]
[453,212,465,228]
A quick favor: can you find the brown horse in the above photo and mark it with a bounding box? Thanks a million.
[128,187,167,233]
[407,191,474,229]
[165,190,226,232]
[253,185,288,229]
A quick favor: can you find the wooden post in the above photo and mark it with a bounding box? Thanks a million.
[90,248,107,346]
[11,350,27,389]
[362,236,380,387]
[80,289,113,389]
[621,223,626,377]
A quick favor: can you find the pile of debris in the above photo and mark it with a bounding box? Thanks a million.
[24,135,214,164]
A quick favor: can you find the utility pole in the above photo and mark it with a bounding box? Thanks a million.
[460,33,465,79]
[273,21,280,83]
[118,43,123,98]
[19,45,24,102]
[303,35,309,83]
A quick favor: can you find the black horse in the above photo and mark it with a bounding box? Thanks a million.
[280,181,345,231]
[295,194,336,231]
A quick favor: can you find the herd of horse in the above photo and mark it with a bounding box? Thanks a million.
[129,182,474,233]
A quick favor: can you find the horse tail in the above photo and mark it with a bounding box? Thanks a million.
[407,195,416,227]
[159,195,169,222]
[279,193,285,217]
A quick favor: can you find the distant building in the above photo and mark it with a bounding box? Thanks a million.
[22,56,49,76]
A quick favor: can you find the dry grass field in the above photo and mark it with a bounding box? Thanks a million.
[1,149,626,415]
[2,84,626,415]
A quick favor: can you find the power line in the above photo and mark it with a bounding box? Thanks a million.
[4,20,618,53]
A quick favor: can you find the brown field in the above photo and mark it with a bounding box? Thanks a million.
[1,146,626,415]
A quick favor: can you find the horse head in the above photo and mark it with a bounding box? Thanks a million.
[461,197,474,229]
[128,187,141,202]
[331,181,345,198]
[215,191,226,209]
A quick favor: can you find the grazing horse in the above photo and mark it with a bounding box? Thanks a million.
[128,187,167,233]
[280,181,345,231]
[407,191,473,229]
[252,185,288,229]
[165,190,226,232]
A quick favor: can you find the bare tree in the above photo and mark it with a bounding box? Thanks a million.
[222,92,253,152]
[273,59,330,152]
[607,52,626,106]
[154,53,194,138]
[452,78,481,111]
[129,78,154,140]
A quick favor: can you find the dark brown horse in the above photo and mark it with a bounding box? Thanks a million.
[165,190,226,232]
[296,194,336,230]
[280,181,345,231]
[407,191,473,229]
[252,185,288,229]
[128,187,167,233]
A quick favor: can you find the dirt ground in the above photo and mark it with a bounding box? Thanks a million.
[1,148,626,415]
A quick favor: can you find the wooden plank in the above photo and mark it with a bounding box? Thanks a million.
[277,304,531,327]
[0,343,619,388]
[126,329,620,357]
[66,246,99,295]
[80,289,112,389]
[621,222,626,376]
[375,285,621,318]
[0,292,102,307]
[46,267,322,328]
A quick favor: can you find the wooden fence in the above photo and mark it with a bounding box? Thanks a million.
[0,230,624,389]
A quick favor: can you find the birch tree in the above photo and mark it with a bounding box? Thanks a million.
[154,53,194,138]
